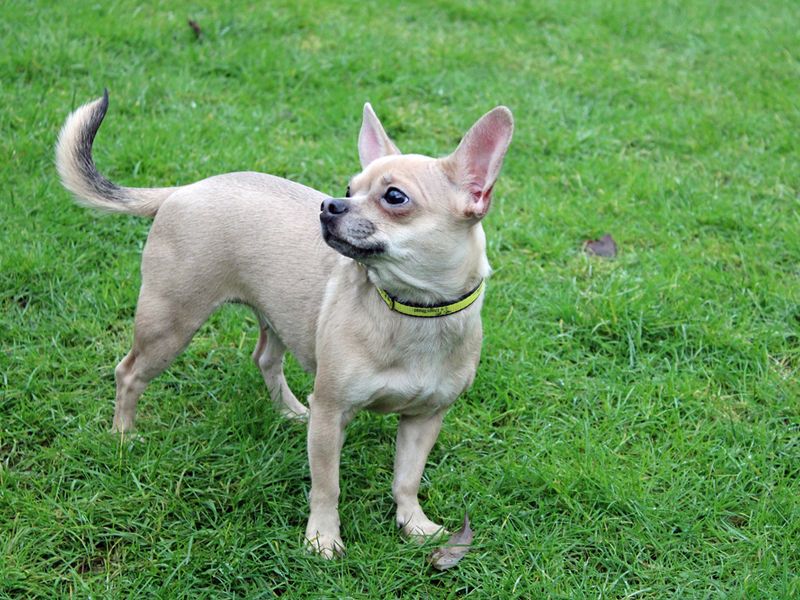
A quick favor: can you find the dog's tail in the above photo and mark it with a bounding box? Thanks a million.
[55,90,179,217]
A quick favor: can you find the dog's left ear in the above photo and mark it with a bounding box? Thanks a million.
[359,103,401,169]
[446,106,514,219]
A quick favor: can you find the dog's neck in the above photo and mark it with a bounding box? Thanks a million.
[362,224,490,306]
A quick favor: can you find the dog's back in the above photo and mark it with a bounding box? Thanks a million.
[56,92,343,378]
[141,171,334,371]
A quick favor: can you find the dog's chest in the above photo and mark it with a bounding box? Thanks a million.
[315,266,484,415]
[355,317,481,415]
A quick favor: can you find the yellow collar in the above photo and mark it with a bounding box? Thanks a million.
[376,280,485,318]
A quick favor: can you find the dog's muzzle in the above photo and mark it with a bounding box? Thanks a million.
[320,198,349,226]
[319,198,384,259]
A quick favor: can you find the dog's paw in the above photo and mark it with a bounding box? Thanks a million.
[111,414,136,434]
[397,507,447,542]
[305,512,344,559]
[109,425,142,445]
[305,531,345,559]
[110,421,136,436]
[278,404,309,423]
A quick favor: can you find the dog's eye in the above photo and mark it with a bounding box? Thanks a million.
[383,187,409,206]
[345,185,351,198]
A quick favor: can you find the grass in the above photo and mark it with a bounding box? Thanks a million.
[1,0,799,597]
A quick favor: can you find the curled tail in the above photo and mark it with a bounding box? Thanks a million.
[55,90,179,217]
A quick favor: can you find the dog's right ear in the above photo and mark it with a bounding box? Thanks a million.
[358,103,401,169]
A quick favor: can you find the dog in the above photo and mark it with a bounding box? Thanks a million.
[56,92,513,557]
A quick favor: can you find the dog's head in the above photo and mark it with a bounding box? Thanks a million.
[320,103,513,301]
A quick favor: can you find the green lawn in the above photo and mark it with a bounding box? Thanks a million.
[2,0,799,597]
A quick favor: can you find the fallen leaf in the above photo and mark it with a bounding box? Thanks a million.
[584,233,618,258]
[428,513,473,571]
[188,19,202,40]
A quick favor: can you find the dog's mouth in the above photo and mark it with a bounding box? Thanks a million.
[321,223,385,260]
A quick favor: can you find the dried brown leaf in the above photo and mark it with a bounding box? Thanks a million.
[188,19,202,39]
[584,233,618,258]
[428,513,473,571]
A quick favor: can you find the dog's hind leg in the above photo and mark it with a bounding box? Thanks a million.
[252,324,308,421]
[112,289,214,433]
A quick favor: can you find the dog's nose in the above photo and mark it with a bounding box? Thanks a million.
[320,198,349,216]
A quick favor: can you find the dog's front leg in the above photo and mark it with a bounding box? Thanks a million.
[393,410,447,540]
[305,399,349,558]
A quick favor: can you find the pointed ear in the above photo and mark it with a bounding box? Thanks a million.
[446,106,514,219]
[358,103,401,169]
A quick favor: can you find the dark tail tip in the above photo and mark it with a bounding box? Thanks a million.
[97,88,110,121]
[76,88,122,198]
[86,89,110,146]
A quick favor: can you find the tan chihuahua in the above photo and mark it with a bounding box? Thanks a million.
[56,92,513,558]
